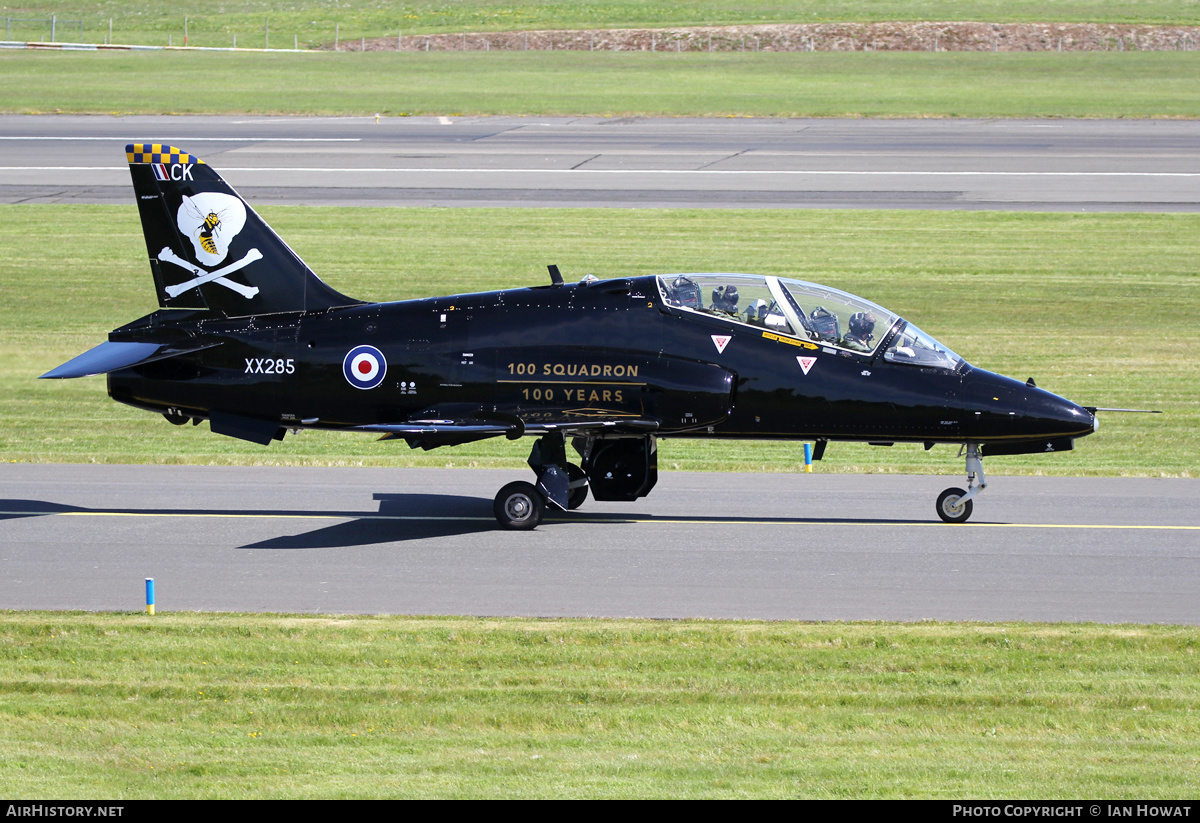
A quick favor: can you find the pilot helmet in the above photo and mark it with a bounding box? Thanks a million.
[712,284,739,311]
[849,311,876,337]
[671,276,701,308]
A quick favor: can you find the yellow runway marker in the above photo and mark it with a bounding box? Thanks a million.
[3,510,1197,530]
[0,510,492,522]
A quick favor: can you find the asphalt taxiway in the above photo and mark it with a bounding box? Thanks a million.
[2,464,1196,623]
[2,114,1199,210]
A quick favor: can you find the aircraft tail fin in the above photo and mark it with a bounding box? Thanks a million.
[125,143,361,315]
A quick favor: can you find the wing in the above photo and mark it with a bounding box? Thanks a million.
[352,416,660,450]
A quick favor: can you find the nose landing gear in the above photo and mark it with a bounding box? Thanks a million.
[937,443,985,523]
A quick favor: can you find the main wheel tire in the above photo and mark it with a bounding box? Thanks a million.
[936,487,973,524]
[494,481,545,530]
[566,463,589,510]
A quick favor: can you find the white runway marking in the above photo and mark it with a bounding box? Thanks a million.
[0,136,361,141]
[3,166,1198,178]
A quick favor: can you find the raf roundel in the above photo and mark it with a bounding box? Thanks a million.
[343,345,387,390]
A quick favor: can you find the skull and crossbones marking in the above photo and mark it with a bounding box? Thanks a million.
[159,246,262,299]
[158,191,260,299]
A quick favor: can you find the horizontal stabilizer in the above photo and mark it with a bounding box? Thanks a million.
[40,340,220,379]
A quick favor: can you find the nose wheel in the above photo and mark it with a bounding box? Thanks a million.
[937,443,985,523]
[936,487,973,523]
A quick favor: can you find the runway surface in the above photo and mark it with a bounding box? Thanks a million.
[6,114,1197,622]
[2,114,1198,210]
[2,464,1197,623]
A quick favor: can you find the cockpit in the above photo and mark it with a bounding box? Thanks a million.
[657,273,963,371]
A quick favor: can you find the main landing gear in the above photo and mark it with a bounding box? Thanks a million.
[937,443,986,524]
[492,432,658,530]
[492,431,587,530]
[491,468,589,530]
[493,481,546,530]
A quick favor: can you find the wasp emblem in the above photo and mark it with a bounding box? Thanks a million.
[176,192,246,268]
[184,199,230,257]
[198,210,221,255]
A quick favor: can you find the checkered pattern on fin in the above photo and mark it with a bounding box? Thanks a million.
[125,143,205,165]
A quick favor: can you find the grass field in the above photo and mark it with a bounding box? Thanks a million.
[3,205,1193,477]
[1,612,1197,798]
[5,0,1199,48]
[3,50,1199,119]
[3,1,1197,799]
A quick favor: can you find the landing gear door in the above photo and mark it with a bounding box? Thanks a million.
[581,436,658,502]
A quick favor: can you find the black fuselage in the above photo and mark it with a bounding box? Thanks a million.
[107,275,1095,450]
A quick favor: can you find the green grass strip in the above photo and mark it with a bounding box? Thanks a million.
[6,0,1200,47]
[2,205,1194,476]
[0,613,1197,798]
[3,51,1199,119]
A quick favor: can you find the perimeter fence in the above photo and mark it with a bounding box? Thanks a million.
[3,16,82,42]
[1,15,309,50]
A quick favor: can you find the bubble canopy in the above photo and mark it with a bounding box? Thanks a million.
[657,273,963,370]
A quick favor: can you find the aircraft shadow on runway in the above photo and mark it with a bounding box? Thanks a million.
[0,500,82,519]
[241,493,501,548]
[249,495,933,549]
[2,495,935,552]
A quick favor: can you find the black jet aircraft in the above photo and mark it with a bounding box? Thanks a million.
[42,144,1101,529]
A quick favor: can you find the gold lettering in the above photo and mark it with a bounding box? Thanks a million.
[516,362,642,382]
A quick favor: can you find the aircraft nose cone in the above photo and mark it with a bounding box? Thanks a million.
[1026,388,1095,438]
[963,369,1096,441]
